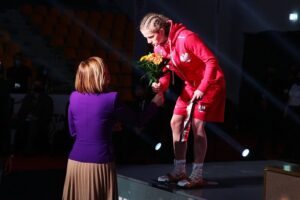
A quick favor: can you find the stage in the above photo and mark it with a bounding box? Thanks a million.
[0,158,298,199]
[117,160,297,200]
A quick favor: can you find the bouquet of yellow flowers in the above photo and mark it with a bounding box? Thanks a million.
[137,53,169,85]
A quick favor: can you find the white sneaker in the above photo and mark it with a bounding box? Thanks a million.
[158,172,187,183]
[177,178,206,188]
[158,159,187,183]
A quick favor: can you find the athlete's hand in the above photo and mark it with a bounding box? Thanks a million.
[191,89,204,103]
[151,82,162,93]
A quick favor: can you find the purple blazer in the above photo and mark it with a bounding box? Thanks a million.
[68,91,157,163]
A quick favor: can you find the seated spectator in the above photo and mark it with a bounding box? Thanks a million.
[15,80,53,154]
[6,53,32,93]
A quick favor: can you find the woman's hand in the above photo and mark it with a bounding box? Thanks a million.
[151,82,162,93]
[191,89,204,103]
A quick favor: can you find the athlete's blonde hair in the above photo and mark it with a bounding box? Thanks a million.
[139,12,170,34]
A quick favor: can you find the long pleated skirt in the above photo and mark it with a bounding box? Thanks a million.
[62,159,118,200]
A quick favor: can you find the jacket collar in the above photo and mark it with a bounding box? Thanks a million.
[167,20,187,45]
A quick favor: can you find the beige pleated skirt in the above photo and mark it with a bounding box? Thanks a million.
[62,159,118,200]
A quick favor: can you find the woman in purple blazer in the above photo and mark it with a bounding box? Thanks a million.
[62,57,163,200]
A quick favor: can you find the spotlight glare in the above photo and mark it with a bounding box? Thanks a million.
[155,142,162,151]
[289,12,298,22]
[283,165,292,172]
[242,148,250,157]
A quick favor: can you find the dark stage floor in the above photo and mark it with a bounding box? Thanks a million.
[0,158,298,200]
[117,160,297,200]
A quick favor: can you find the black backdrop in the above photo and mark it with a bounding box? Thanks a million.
[239,31,300,132]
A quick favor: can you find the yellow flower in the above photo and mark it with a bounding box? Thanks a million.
[151,53,163,65]
[140,54,149,61]
[137,53,169,85]
[140,53,163,65]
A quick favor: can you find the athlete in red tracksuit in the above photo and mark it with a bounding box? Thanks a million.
[140,13,226,188]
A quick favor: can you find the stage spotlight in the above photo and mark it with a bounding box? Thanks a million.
[207,123,252,158]
[132,127,162,151]
[154,142,162,151]
[283,164,292,172]
[242,148,250,157]
[289,12,298,22]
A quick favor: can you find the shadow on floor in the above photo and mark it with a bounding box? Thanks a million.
[0,169,66,200]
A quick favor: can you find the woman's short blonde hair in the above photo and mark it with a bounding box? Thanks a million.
[75,56,110,93]
[139,12,170,33]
